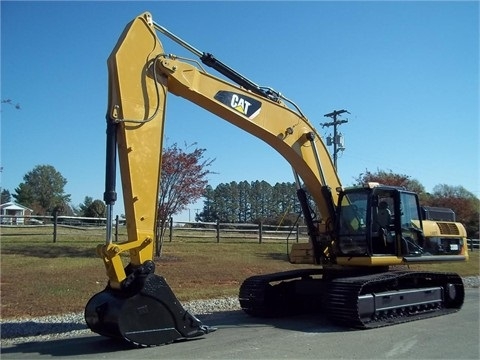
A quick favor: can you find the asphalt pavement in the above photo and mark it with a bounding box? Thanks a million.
[1,288,479,359]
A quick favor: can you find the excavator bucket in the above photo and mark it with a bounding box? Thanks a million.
[85,273,215,346]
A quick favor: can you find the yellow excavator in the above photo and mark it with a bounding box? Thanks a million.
[85,12,468,346]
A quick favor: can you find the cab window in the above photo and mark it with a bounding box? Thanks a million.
[337,192,368,255]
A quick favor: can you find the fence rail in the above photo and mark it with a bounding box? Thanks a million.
[167,219,309,243]
[0,214,107,226]
[0,214,111,242]
[468,238,479,251]
[0,215,309,244]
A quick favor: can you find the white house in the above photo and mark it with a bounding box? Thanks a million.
[0,202,33,224]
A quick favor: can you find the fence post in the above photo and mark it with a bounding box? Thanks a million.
[169,217,173,242]
[216,220,220,243]
[52,210,58,243]
[258,221,263,244]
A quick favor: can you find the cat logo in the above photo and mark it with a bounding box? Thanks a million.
[214,91,261,120]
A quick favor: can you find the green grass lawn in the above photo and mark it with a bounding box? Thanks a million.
[1,226,478,319]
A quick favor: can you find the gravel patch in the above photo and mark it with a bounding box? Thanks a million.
[1,277,478,346]
[0,296,241,346]
[462,275,480,288]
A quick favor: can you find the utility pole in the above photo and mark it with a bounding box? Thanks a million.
[321,109,350,170]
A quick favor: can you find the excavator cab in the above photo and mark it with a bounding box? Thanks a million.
[335,183,466,265]
[336,184,425,258]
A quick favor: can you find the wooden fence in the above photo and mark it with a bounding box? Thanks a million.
[469,239,480,251]
[0,214,109,242]
[0,215,308,244]
[1,214,479,250]
[166,219,309,243]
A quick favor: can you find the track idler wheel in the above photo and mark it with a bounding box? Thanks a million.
[85,263,215,346]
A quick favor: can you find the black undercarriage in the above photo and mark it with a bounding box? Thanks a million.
[238,267,464,328]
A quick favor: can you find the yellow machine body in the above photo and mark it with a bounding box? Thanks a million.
[85,13,468,346]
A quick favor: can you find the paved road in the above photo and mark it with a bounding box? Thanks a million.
[1,289,478,359]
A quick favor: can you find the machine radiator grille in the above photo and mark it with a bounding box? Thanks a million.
[437,222,460,235]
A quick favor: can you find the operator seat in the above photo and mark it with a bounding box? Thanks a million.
[377,201,391,229]
[373,201,394,254]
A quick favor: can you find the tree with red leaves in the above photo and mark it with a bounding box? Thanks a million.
[354,169,426,197]
[155,143,214,257]
[426,184,479,238]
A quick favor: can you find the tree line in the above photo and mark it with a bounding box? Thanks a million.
[1,159,478,239]
[195,181,302,226]
[1,143,212,223]
[195,170,479,238]
[0,165,105,218]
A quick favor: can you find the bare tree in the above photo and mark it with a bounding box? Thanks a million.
[1,99,21,110]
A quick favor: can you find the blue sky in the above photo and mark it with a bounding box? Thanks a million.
[1,1,479,221]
